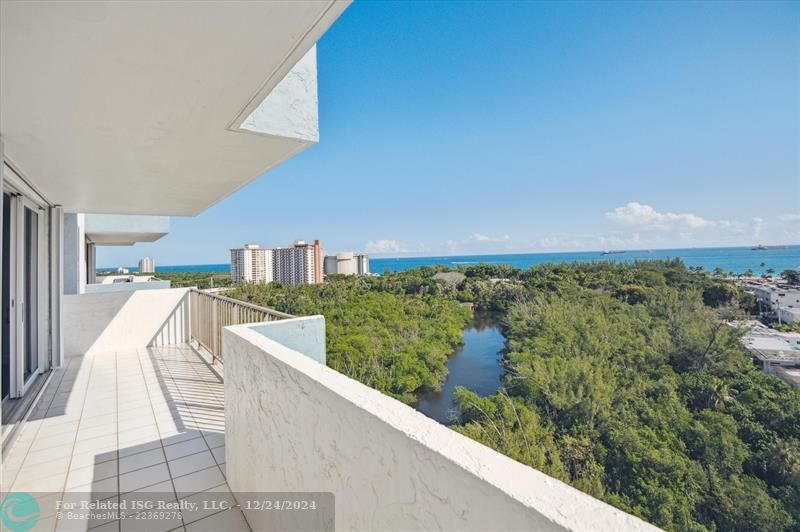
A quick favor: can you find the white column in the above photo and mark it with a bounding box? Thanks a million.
[50,206,64,368]
[63,213,86,294]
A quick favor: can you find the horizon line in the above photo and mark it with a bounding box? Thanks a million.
[97,243,800,269]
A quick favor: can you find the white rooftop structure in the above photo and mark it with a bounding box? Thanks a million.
[742,323,800,363]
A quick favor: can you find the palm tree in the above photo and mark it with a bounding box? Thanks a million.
[708,379,734,410]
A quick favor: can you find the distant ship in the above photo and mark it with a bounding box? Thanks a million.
[752,245,787,251]
[601,250,626,255]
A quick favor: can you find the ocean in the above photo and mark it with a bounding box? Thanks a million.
[125,245,800,276]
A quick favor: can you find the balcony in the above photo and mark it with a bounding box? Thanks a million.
[3,288,658,532]
[2,344,241,532]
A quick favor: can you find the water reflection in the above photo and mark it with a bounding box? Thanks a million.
[415,311,506,424]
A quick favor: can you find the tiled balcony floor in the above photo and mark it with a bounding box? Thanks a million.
[2,345,250,532]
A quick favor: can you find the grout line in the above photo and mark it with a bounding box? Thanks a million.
[115,350,121,512]
[153,346,232,528]
[178,348,250,531]
[53,352,99,501]
[133,346,184,529]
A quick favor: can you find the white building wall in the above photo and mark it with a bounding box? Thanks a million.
[63,213,86,295]
[356,254,369,275]
[779,307,800,324]
[63,288,190,357]
[323,255,337,275]
[774,289,800,309]
[324,252,369,276]
[224,321,658,532]
[336,252,356,275]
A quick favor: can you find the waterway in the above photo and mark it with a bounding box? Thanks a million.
[415,311,506,424]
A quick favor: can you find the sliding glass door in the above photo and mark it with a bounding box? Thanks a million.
[23,205,39,384]
[1,189,46,401]
[2,193,12,400]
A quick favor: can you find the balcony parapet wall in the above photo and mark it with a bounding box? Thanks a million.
[223,318,660,532]
[64,287,190,357]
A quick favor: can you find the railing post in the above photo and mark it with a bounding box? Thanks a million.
[212,296,219,362]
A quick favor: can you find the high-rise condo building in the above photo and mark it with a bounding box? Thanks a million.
[138,257,155,273]
[230,240,322,285]
[274,240,323,285]
[230,244,274,284]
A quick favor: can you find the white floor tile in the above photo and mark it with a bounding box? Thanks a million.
[185,509,250,532]
[172,466,225,498]
[119,447,166,475]
[119,463,171,494]
[168,451,216,478]
[163,438,208,461]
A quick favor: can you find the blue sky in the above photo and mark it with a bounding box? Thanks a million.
[98,0,799,267]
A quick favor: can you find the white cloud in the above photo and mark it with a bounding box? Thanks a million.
[606,202,711,229]
[781,213,800,222]
[471,233,511,242]
[365,239,404,254]
[538,236,560,248]
[751,217,763,238]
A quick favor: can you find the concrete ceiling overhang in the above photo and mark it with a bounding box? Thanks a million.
[87,233,167,246]
[0,0,349,215]
[84,214,169,245]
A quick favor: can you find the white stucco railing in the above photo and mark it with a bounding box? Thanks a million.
[222,317,660,532]
[84,280,172,293]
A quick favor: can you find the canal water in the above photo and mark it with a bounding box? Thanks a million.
[415,311,506,424]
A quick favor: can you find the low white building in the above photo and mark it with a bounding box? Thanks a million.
[742,323,800,369]
[744,282,800,322]
[779,307,800,324]
[324,251,370,276]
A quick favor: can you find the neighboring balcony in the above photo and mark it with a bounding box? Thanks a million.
[3,288,658,532]
[84,279,173,295]
[65,213,172,295]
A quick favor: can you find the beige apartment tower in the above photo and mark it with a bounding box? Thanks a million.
[230,240,322,285]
